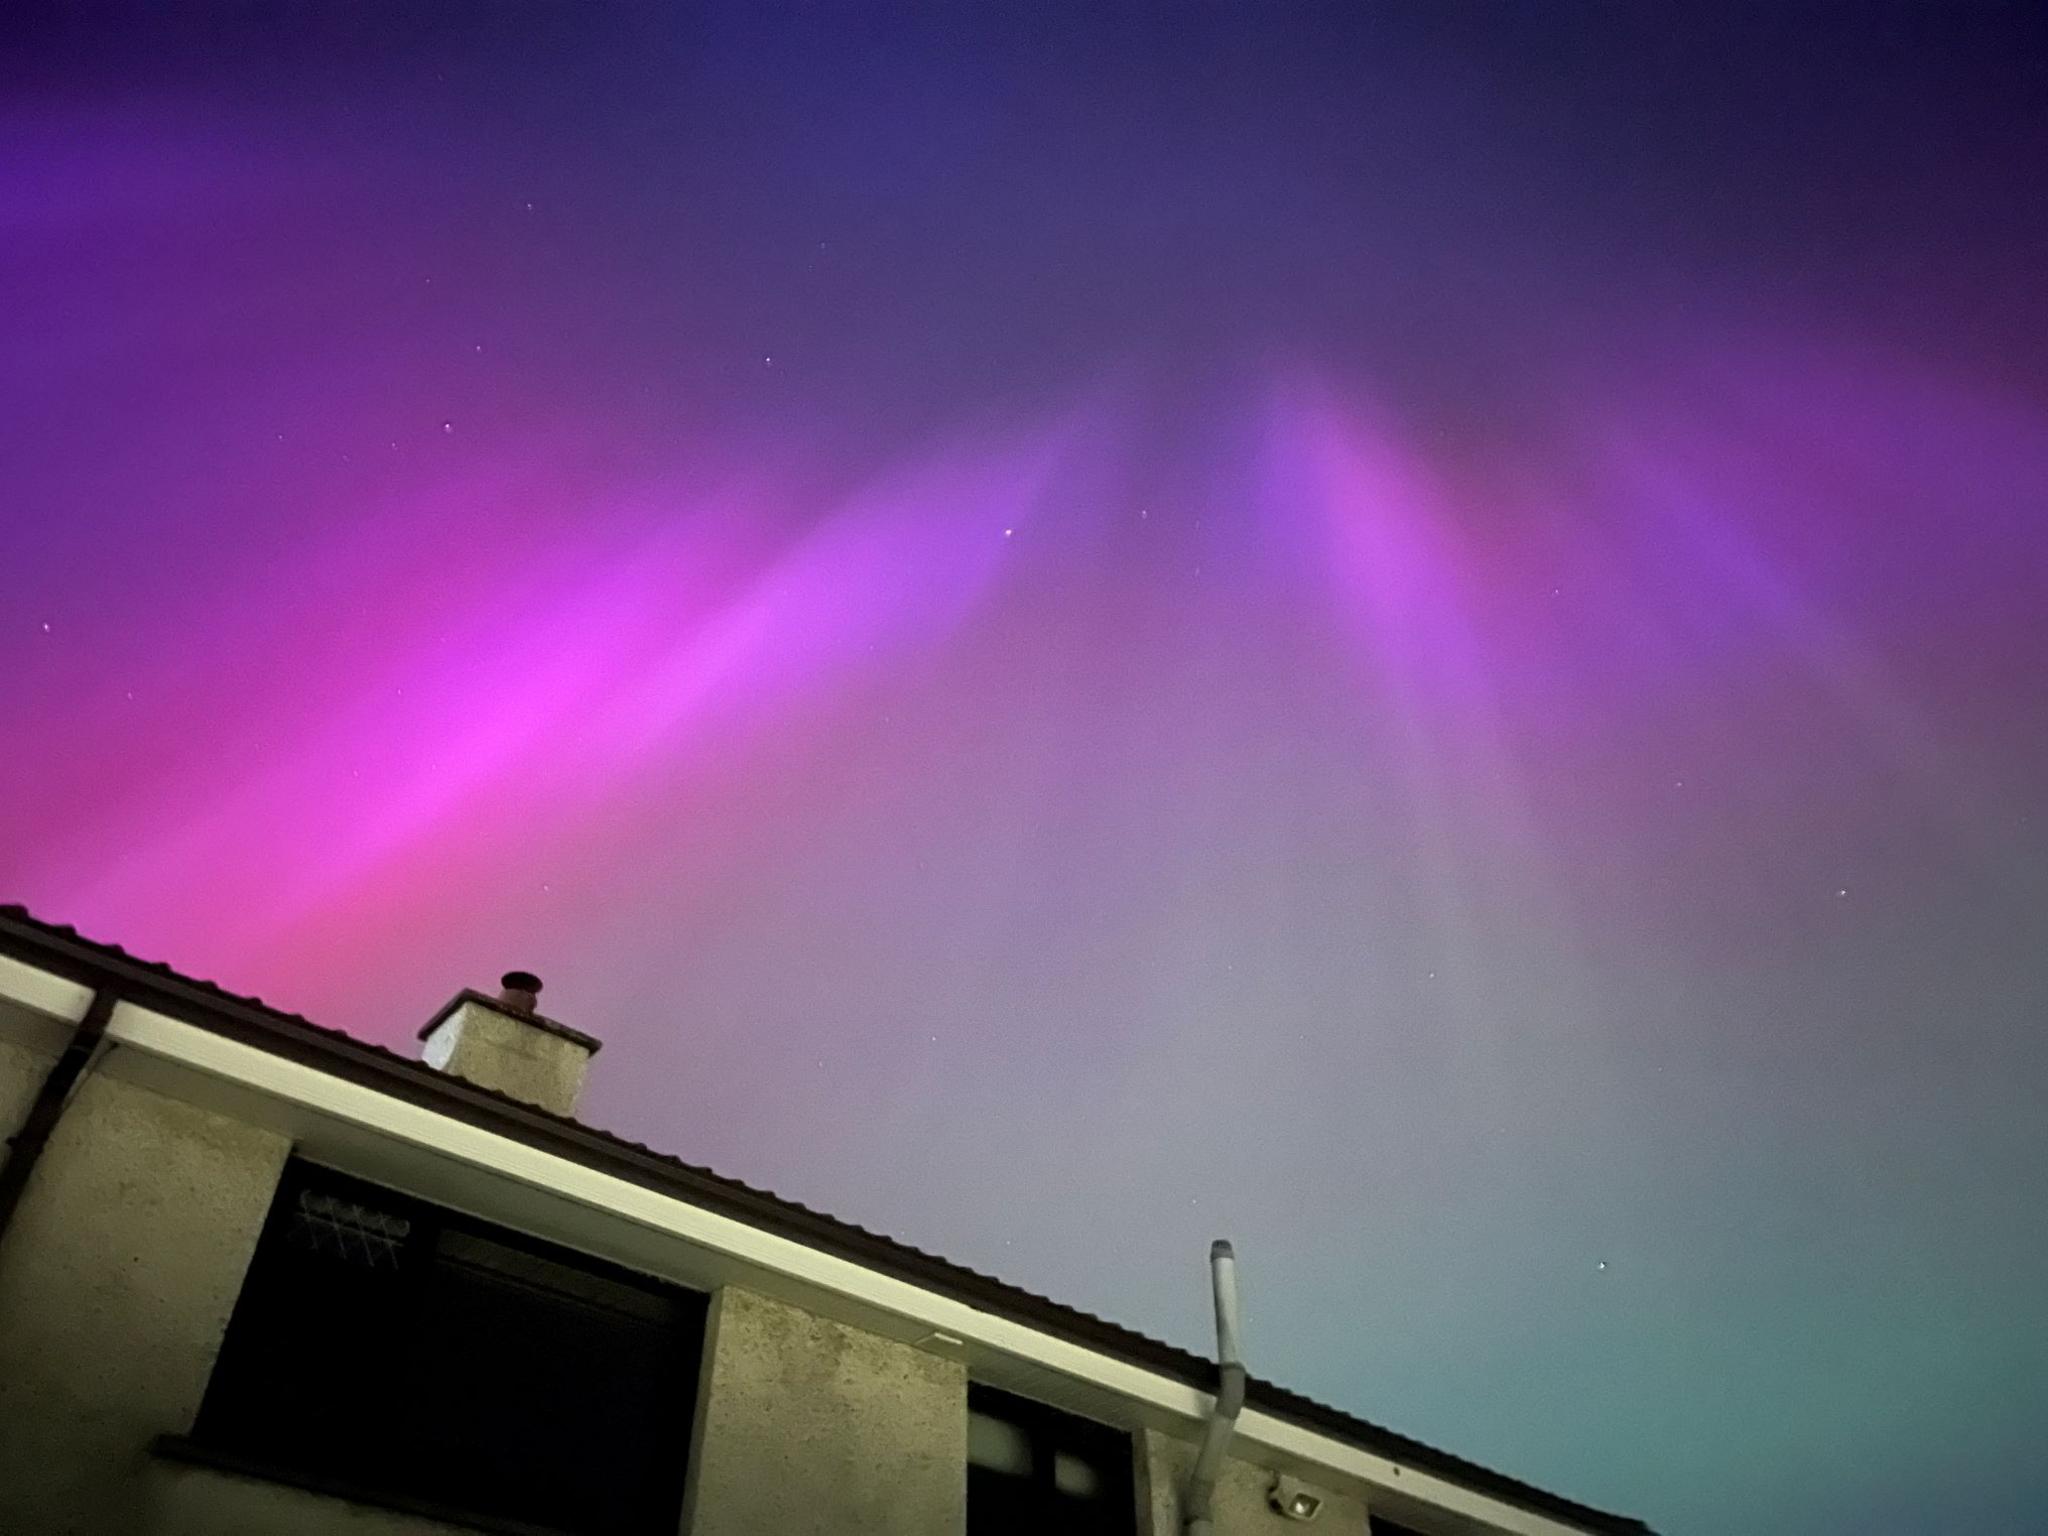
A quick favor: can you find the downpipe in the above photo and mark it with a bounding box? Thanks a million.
[0,989,113,1256]
[1184,1238,1245,1536]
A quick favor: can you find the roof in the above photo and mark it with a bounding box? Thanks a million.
[0,903,1651,1536]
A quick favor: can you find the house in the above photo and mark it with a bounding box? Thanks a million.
[0,905,1651,1536]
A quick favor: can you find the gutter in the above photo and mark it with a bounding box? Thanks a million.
[0,988,113,1253]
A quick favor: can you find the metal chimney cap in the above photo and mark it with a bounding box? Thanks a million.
[500,970,543,996]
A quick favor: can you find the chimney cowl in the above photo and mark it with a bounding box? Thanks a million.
[498,970,543,1012]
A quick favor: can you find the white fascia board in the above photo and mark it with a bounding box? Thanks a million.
[0,953,96,1023]
[97,999,1604,1536]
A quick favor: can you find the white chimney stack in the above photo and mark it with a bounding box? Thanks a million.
[419,971,601,1118]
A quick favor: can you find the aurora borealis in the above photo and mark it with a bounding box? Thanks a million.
[6,7,2047,1531]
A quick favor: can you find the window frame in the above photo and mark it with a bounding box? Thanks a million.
[967,1381,1137,1535]
[194,1157,706,1536]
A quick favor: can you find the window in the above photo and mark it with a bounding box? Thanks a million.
[967,1383,1134,1535]
[196,1160,705,1536]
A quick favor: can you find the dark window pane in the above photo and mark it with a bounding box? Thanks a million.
[967,1384,1133,1536]
[197,1161,704,1536]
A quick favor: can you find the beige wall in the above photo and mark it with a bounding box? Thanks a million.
[0,1033,51,1142]
[0,1036,47,1146]
[1138,1427,1372,1536]
[423,999,591,1116]
[0,1056,290,1536]
[146,1461,475,1536]
[684,1284,968,1536]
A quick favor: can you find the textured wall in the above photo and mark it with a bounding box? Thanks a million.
[146,1462,479,1536]
[0,1033,50,1144]
[1138,1427,1372,1536]
[425,1000,591,1117]
[683,1285,967,1536]
[0,1067,290,1536]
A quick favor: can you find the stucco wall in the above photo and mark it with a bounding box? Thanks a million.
[0,1066,290,1536]
[1138,1427,1372,1536]
[425,999,590,1116]
[0,1029,55,1141]
[683,1284,968,1536]
[146,1460,481,1536]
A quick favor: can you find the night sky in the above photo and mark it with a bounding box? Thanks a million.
[7,6,2048,1532]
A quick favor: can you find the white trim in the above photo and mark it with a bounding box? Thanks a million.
[0,972,1612,1536]
[0,953,95,1023]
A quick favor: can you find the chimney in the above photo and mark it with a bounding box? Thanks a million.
[418,971,601,1118]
